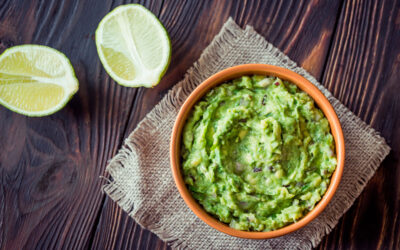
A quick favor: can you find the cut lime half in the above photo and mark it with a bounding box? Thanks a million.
[95,4,171,88]
[0,45,79,117]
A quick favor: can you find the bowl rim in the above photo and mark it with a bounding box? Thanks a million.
[170,64,345,239]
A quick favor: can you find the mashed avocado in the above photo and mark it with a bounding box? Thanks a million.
[181,75,337,231]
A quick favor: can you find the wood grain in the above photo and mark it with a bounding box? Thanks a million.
[91,0,343,249]
[317,0,400,249]
[0,0,159,249]
[1,0,399,249]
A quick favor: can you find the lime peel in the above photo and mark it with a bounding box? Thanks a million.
[0,44,79,117]
[95,4,171,88]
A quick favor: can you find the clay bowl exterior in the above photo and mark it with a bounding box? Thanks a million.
[170,64,345,239]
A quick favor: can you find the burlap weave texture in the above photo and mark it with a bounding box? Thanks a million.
[103,18,390,249]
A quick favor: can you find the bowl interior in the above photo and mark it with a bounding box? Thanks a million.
[170,64,345,239]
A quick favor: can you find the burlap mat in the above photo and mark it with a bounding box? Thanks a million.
[103,18,390,249]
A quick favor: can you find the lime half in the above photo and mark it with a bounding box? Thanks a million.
[0,45,79,117]
[95,4,171,88]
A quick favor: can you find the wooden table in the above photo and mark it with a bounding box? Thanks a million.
[1,0,399,249]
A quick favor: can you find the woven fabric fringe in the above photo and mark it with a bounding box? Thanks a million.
[103,18,390,249]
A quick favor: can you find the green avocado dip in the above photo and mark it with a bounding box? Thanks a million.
[181,75,337,231]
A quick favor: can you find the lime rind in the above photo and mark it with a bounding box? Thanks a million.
[95,4,171,88]
[0,44,79,117]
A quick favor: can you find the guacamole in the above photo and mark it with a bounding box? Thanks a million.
[181,75,337,231]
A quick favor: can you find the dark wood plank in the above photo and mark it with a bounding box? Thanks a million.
[91,0,344,249]
[317,0,400,249]
[3,0,398,249]
[0,0,163,249]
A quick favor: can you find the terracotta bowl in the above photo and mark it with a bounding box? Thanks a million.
[170,64,345,239]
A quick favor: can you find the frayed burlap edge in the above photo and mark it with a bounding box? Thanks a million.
[103,18,391,249]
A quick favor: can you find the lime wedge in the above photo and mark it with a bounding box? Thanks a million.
[95,4,171,88]
[0,45,79,117]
